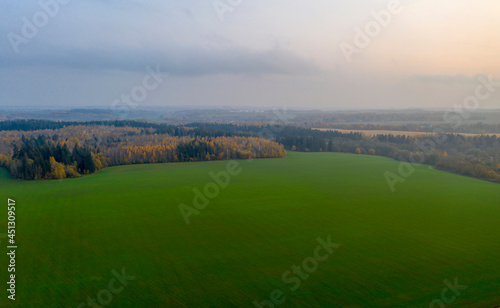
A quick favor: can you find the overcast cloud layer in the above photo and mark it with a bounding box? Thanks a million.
[0,0,499,109]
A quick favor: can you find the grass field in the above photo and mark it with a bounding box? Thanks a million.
[1,152,500,307]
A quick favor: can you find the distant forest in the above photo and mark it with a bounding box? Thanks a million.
[311,122,500,134]
[0,120,498,183]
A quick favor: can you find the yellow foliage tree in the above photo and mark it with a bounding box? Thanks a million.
[49,157,66,179]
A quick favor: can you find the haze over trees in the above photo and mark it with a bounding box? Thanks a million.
[0,120,498,183]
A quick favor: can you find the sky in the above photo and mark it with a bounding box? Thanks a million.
[0,0,499,110]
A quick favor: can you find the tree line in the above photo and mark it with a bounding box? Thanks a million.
[1,120,499,183]
[272,127,500,183]
[0,123,285,180]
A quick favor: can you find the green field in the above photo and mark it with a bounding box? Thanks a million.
[1,152,500,307]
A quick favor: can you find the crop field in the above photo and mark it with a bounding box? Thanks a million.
[314,128,500,137]
[1,152,500,307]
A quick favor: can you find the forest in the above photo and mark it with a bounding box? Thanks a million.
[0,122,285,180]
[0,120,498,183]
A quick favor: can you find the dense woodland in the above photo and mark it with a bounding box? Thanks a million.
[0,122,285,180]
[0,120,498,183]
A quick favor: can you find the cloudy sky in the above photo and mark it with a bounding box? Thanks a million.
[0,0,499,110]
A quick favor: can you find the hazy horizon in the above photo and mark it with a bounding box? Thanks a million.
[1,0,499,110]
